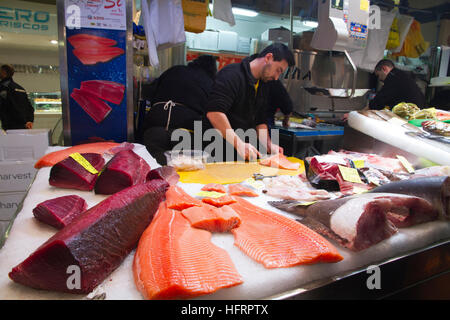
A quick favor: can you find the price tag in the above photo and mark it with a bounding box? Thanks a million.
[244,178,265,190]
[396,155,415,173]
[360,0,369,11]
[338,165,363,184]
[297,201,316,206]
[353,186,369,194]
[352,159,365,169]
[195,191,226,199]
[70,153,99,174]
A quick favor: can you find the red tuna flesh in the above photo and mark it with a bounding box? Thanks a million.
[146,166,179,186]
[49,153,105,191]
[94,150,151,195]
[80,80,125,105]
[71,88,112,124]
[33,195,88,229]
[9,180,169,294]
[68,34,117,48]
[72,46,124,65]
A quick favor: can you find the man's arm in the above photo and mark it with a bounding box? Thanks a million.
[256,123,283,155]
[369,84,397,110]
[207,111,260,161]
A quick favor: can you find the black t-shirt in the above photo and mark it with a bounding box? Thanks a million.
[266,79,293,119]
[369,68,426,110]
[203,55,269,131]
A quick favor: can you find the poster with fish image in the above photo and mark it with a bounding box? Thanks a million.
[61,0,131,145]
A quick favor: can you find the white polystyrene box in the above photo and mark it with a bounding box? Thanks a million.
[0,160,37,192]
[0,191,26,221]
[218,30,238,52]
[0,129,50,161]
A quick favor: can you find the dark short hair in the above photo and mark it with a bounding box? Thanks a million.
[0,64,14,78]
[258,43,295,67]
[374,59,395,71]
[188,55,218,79]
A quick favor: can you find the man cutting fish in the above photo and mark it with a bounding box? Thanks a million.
[202,43,295,161]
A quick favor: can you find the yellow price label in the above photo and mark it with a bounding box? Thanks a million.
[352,159,365,169]
[338,165,363,184]
[70,153,99,174]
[360,0,369,12]
[396,155,415,173]
[244,178,265,190]
[298,201,316,206]
[353,186,369,194]
[195,191,226,199]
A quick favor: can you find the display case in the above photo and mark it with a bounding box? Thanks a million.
[28,91,62,114]
[28,92,63,145]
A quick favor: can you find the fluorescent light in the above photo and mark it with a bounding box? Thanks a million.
[303,20,318,28]
[209,4,258,17]
[50,40,58,44]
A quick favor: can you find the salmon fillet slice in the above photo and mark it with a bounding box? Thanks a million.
[181,204,241,232]
[202,195,237,207]
[166,185,203,210]
[228,184,259,197]
[133,202,243,300]
[259,154,300,170]
[201,183,227,193]
[229,196,343,268]
[35,142,120,169]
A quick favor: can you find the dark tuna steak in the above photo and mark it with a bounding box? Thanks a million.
[95,150,150,195]
[33,195,88,229]
[146,166,179,186]
[80,80,125,105]
[9,179,169,294]
[71,88,112,124]
[49,153,105,191]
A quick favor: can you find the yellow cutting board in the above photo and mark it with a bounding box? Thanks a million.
[178,157,305,184]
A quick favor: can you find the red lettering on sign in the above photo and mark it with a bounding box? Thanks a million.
[105,0,115,9]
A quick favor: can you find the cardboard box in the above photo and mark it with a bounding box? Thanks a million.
[0,129,50,161]
[0,160,37,192]
[0,191,26,221]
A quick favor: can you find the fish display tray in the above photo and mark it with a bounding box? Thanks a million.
[0,144,449,300]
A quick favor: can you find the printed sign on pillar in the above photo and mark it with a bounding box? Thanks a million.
[63,0,129,145]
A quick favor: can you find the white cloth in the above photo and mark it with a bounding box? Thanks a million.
[212,0,235,26]
[141,0,186,67]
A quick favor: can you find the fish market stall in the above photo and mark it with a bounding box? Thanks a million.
[0,143,449,300]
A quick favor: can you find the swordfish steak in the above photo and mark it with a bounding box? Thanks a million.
[9,180,169,294]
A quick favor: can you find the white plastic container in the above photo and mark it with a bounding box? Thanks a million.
[164,150,209,171]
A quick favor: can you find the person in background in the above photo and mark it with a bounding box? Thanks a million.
[0,64,34,130]
[266,79,293,129]
[369,59,425,110]
[203,43,295,161]
[142,55,218,164]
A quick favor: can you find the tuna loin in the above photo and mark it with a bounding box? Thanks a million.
[9,180,169,294]
[49,153,105,191]
[94,150,151,195]
[33,195,88,229]
[71,88,112,123]
[146,166,179,186]
[370,176,450,220]
[68,34,117,48]
[80,80,125,105]
[72,46,124,65]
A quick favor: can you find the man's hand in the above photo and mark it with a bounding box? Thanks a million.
[236,140,260,161]
[267,142,283,155]
[25,122,33,129]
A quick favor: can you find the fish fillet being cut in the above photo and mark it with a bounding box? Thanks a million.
[35,142,119,169]
[201,183,226,193]
[49,153,105,191]
[73,46,124,65]
[80,80,125,105]
[165,185,203,210]
[228,184,259,197]
[259,154,300,170]
[133,202,243,300]
[94,150,150,195]
[71,88,112,124]
[9,180,169,294]
[68,34,117,48]
[181,204,241,232]
[146,166,179,186]
[202,195,237,207]
[32,195,87,229]
[229,197,343,268]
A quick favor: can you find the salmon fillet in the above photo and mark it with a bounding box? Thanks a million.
[133,202,243,299]
[229,196,343,268]
[166,185,203,210]
[181,204,241,232]
[228,184,259,197]
[35,142,120,169]
[201,183,227,193]
[259,154,300,170]
[202,195,237,207]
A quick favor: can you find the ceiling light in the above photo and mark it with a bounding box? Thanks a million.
[209,4,258,17]
[303,20,318,28]
[50,40,58,44]
[0,35,3,40]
